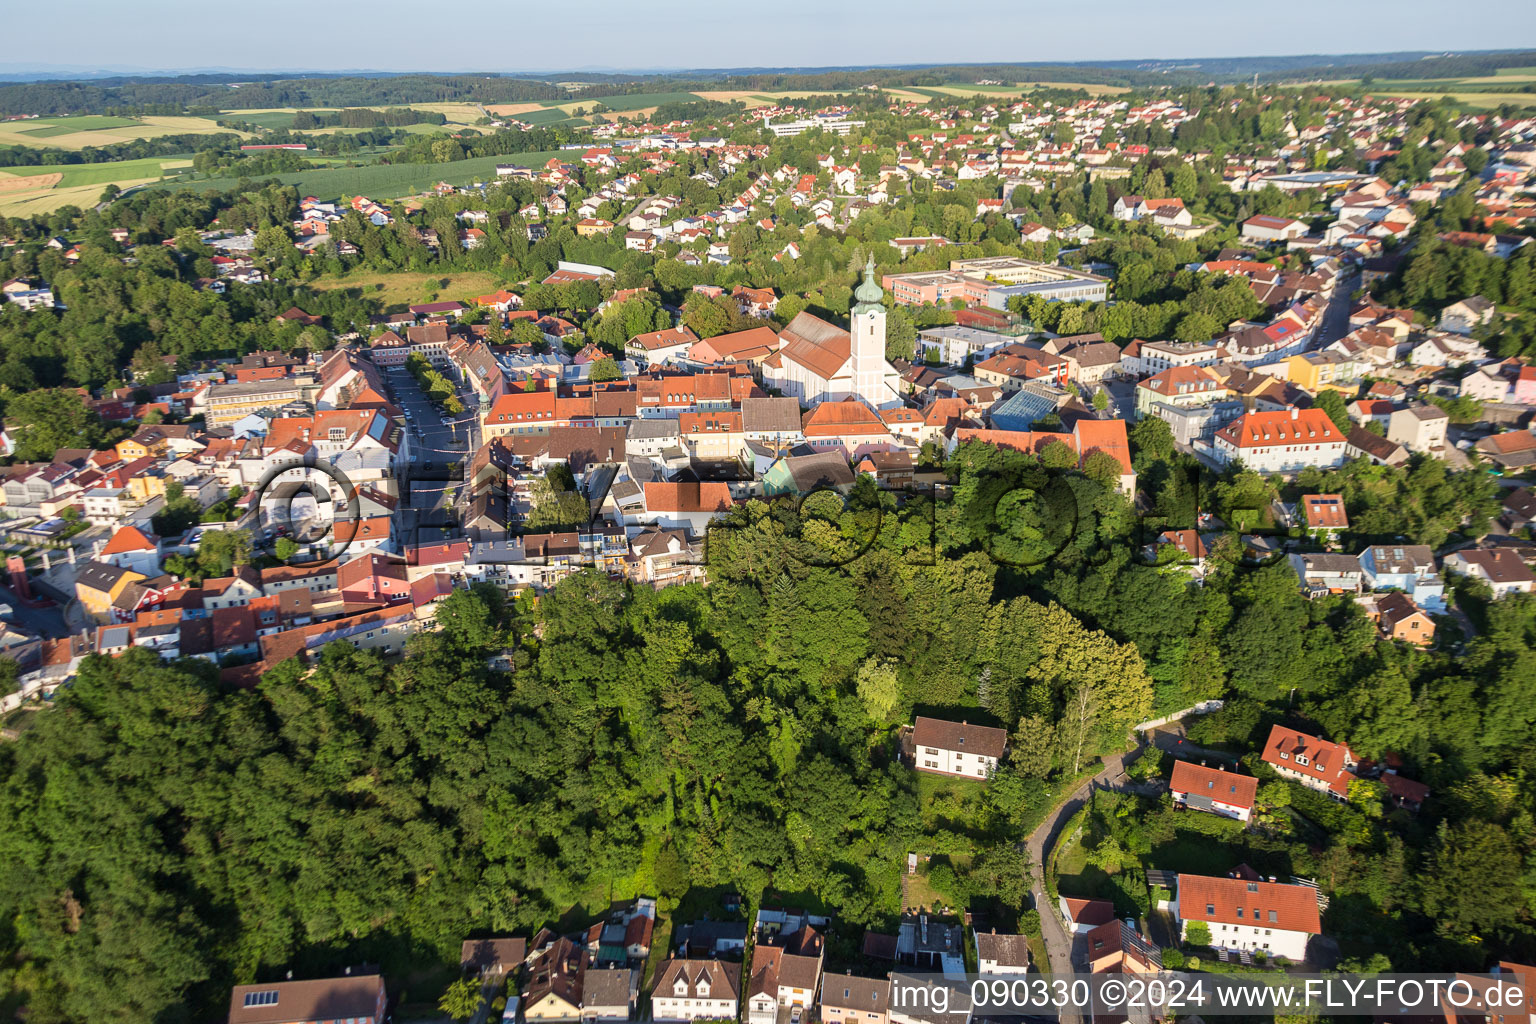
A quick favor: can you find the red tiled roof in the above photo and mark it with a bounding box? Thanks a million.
[1260,724,1353,797]
[1176,873,1321,935]
[644,482,732,514]
[1217,409,1341,449]
[1169,761,1257,811]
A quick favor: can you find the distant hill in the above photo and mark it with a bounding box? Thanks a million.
[3,50,1535,115]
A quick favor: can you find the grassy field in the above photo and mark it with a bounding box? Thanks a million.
[309,269,507,310]
[0,156,194,214]
[142,149,566,200]
[0,114,239,150]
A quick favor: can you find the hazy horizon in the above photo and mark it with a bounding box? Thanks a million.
[8,0,1536,78]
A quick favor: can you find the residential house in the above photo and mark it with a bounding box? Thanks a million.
[1387,404,1448,453]
[1373,591,1436,646]
[973,932,1031,974]
[821,976,891,1024]
[650,960,739,1023]
[1358,544,1444,612]
[73,561,148,624]
[462,937,529,981]
[1169,761,1257,822]
[908,717,1007,779]
[1438,296,1496,335]
[1260,725,1355,799]
[1212,408,1347,473]
[1084,919,1162,976]
[525,936,587,1023]
[228,971,388,1024]
[747,926,825,1024]
[1299,494,1348,535]
[1444,548,1535,598]
[582,968,639,1024]
[1476,429,1536,471]
[1059,898,1117,936]
[1172,873,1321,961]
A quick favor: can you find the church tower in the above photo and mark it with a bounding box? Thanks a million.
[849,255,895,410]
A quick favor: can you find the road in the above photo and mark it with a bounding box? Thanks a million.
[1310,267,1359,350]
[1025,740,1159,1013]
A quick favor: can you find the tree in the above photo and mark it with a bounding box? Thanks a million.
[0,657,18,696]
[1313,390,1351,433]
[526,473,590,530]
[1092,389,1110,413]
[274,537,299,561]
[439,978,482,1022]
[855,657,900,723]
[195,528,252,578]
[589,357,621,382]
[1,388,104,461]
[1082,450,1125,488]
[1185,921,1212,948]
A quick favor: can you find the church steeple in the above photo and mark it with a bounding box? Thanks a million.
[852,254,884,313]
[848,254,891,411]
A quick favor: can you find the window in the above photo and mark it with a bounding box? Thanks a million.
[243,991,279,1008]
[1268,910,1277,923]
[1206,904,1215,915]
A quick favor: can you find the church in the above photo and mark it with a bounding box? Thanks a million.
[760,258,904,411]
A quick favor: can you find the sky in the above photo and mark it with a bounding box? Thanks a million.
[7,0,1536,76]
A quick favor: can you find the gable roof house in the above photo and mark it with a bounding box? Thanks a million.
[1260,724,1356,799]
[821,976,892,1024]
[973,931,1031,975]
[1443,548,1535,598]
[908,717,1007,780]
[1169,761,1258,822]
[525,936,587,1023]
[1172,873,1322,962]
[650,960,740,1023]
[229,971,388,1024]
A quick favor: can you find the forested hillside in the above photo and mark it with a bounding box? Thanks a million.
[2,443,1534,1021]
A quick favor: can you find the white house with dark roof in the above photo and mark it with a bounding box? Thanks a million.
[908,717,1007,779]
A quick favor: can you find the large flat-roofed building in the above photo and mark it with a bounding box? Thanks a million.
[206,379,309,428]
[762,114,865,137]
[882,258,1108,310]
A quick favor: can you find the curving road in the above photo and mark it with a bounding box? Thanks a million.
[1024,739,1157,1022]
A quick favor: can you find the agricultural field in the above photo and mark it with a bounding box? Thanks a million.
[141,149,566,202]
[0,156,193,215]
[1354,65,1536,107]
[1364,88,1536,108]
[0,114,242,150]
[309,269,507,310]
[540,91,703,112]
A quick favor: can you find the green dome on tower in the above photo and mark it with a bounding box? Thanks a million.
[852,254,884,312]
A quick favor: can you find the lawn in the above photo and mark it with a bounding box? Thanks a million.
[309,270,507,310]
[142,150,567,201]
[26,115,142,131]
[916,770,992,834]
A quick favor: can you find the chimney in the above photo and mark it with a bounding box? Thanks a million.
[1290,406,1299,419]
